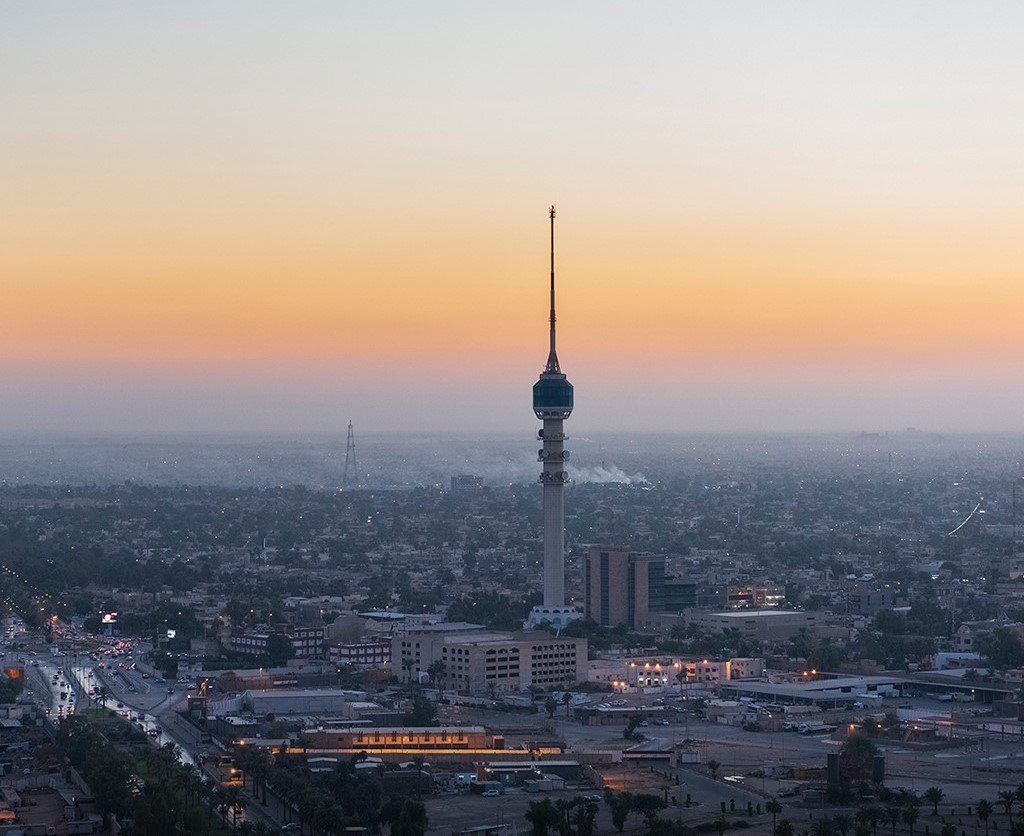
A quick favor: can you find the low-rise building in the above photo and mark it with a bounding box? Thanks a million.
[301,725,501,752]
[695,609,819,641]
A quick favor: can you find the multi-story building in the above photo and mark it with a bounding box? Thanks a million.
[227,625,325,659]
[391,622,487,683]
[391,625,586,694]
[724,583,786,610]
[441,632,587,693]
[450,474,484,492]
[662,579,698,613]
[584,546,697,628]
[846,584,896,616]
[333,638,392,668]
[584,546,664,630]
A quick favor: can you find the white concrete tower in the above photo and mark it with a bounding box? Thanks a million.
[525,207,581,630]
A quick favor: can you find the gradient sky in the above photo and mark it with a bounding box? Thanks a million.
[5,1,1024,434]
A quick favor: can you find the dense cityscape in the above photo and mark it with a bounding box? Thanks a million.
[8,3,1024,836]
[4,424,1024,836]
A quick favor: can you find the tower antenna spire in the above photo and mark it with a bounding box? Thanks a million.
[545,205,560,373]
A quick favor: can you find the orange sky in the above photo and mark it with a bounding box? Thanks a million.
[4,3,1024,433]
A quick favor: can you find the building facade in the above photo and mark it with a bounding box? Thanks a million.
[392,626,586,694]
[227,625,325,659]
[333,638,392,668]
[584,547,665,630]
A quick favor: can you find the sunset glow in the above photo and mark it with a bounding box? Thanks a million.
[6,2,1024,432]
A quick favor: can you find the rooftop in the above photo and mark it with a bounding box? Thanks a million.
[707,610,811,618]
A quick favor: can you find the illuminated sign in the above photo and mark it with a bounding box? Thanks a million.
[101,612,118,624]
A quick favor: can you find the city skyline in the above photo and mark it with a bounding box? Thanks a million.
[6,3,1024,434]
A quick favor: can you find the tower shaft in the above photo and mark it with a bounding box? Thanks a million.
[540,417,567,607]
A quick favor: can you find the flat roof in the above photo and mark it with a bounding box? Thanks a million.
[309,725,486,734]
[705,610,811,618]
[401,622,485,632]
[244,688,363,699]
[721,677,901,699]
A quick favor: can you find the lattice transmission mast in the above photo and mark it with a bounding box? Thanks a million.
[343,420,358,489]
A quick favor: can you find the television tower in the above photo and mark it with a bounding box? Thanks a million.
[525,207,581,630]
[343,420,358,489]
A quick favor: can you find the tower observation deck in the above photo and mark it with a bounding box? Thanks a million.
[525,207,582,631]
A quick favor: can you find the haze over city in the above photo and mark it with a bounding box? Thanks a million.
[8,6,1024,836]
[7,2,1024,435]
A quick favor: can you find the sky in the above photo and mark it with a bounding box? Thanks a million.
[4,1,1024,434]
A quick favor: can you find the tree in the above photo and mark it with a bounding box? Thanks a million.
[426,660,446,686]
[814,819,834,836]
[403,694,438,726]
[902,806,919,836]
[999,790,1016,824]
[767,798,782,834]
[562,691,573,716]
[222,785,243,834]
[885,806,901,836]
[834,814,853,836]
[841,734,880,781]
[605,790,636,833]
[571,797,599,836]
[924,787,944,817]
[978,800,993,836]
[525,799,562,836]
[776,821,795,836]
[392,800,428,836]
[632,793,667,826]
[545,696,559,718]
[264,633,295,667]
[707,759,721,780]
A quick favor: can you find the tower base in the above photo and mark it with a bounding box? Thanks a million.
[523,605,583,631]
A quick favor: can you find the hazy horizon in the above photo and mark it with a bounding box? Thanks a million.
[6,2,1024,434]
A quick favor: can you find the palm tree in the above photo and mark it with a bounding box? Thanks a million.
[860,805,882,836]
[885,806,901,836]
[525,798,561,836]
[767,798,783,834]
[555,798,575,835]
[977,800,993,836]
[604,790,635,833]
[923,787,944,817]
[834,814,853,836]
[775,820,795,836]
[813,818,833,836]
[998,790,1016,825]
[901,806,919,836]
[706,759,721,780]
[571,798,598,836]
[222,785,242,834]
